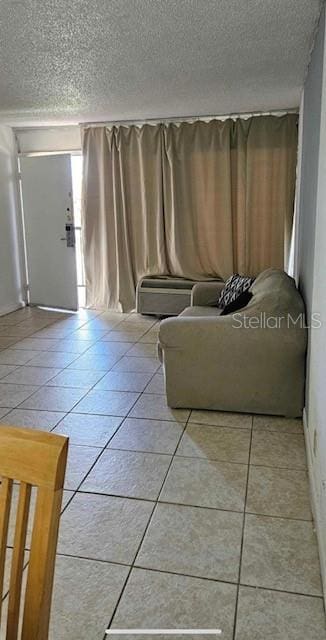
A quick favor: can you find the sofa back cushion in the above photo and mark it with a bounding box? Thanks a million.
[247,268,305,319]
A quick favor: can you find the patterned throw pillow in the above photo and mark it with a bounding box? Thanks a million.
[218,274,255,309]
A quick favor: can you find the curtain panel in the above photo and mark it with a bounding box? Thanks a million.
[82,125,167,310]
[82,115,298,311]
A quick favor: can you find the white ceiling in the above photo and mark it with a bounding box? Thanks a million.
[0,0,322,126]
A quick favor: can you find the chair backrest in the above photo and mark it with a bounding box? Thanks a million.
[0,425,68,640]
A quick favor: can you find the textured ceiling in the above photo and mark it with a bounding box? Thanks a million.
[0,0,322,125]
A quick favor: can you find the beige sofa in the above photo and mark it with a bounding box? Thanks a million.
[158,269,307,417]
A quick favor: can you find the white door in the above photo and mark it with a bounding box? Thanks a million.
[20,154,78,310]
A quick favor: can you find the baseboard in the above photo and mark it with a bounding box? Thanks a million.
[0,301,24,318]
[303,407,326,605]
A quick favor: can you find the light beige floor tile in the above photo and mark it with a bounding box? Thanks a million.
[108,326,145,337]
[250,431,307,469]
[70,328,109,341]
[144,373,165,394]
[32,327,73,339]
[139,328,160,344]
[64,445,101,489]
[0,326,35,338]
[190,410,252,429]
[0,337,19,349]
[130,394,190,423]
[0,408,65,430]
[46,368,105,389]
[15,320,52,331]
[53,413,122,446]
[109,417,184,454]
[0,313,23,326]
[119,320,156,332]
[0,349,39,365]
[67,353,119,371]
[127,343,158,358]
[111,568,237,640]
[49,556,129,640]
[112,356,160,374]
[19,386,86,412]
[81,449,171,500]
[26,351,79,368]
[102,330,144,342]
[11,337,60,351]
[61,489,75,512]
[241,514,322,595]
[47,339,94,353]
[160,456,247,511]
[86,341,131,357]
[177,423,251,463]
[1,365,61,385]
[136,503,243,582]
[58,493,153,563]
[235,586,326,640]
[0,383,39,408]
[246,466,312,520]
[72,389,139,416]
[85,318,122,331]
[57,316,91,328]
[95,371,152,392]
[253,414,303,434]
[0,365,18,379]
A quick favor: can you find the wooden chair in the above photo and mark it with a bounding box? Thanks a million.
[0,426,68,640]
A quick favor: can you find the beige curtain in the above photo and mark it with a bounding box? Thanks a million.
[82,125,167,311]
[164,115,298,279]
[82,115,298,311]
[162,120,234,279]
[231,115,298,275]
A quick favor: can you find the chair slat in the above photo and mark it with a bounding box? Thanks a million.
[7,482,31,640]
[0,478,13,626]
[21,487,63,640]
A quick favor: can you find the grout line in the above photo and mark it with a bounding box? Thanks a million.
[102,388,191,637]
[3,545,323,604]
[232,414,253,640]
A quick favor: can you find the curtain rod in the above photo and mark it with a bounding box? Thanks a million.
[82,108,299,128]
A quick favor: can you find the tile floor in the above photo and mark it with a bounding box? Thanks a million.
[0,306,325,639]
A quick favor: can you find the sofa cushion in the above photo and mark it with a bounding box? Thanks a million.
[180,306,223,318]
[217,274,255,308]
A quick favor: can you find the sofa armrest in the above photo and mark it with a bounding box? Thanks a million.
[191,281,225,307]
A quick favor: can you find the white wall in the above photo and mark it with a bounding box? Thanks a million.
[297,5,326,601]
[15,126,81,154]
[0,126,24,315]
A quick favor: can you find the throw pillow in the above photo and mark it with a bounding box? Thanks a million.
[220,290,253,315]
[218,274,255,308]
